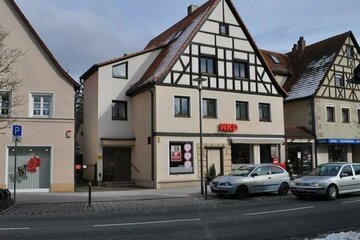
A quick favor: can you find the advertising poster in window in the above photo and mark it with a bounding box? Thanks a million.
[271,145,279,164]
[169,142,193,174]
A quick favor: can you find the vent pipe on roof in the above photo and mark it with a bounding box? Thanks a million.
[188,5,199,15]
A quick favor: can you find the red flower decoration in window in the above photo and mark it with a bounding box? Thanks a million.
[27,156,41,173]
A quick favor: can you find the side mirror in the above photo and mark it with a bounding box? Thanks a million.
[251,173,258,178]
[340,173,348,178]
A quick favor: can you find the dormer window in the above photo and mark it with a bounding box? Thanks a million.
[219,23,229,36]
[112,62,128,79]
[270,54,281,64]
[346,46,354,58]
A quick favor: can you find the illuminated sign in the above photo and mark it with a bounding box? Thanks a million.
[218,123,238,132]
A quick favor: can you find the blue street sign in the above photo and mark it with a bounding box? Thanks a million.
[12,125,22,137]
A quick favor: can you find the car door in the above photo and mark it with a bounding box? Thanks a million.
[338,165,356,193]
[248,166,270,193]
[268,166,286,192]
[351,164,360,192]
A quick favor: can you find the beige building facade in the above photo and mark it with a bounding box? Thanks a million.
[82,0,286,188]
[0,1,78,192]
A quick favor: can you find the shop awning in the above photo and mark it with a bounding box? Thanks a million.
[230,137,284,144]
[285,126,315,140]
[101,138,136,147]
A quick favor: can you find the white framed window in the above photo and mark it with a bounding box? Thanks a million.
[112,62,128,79]
[31,93,53,118]
[0,91,11,116]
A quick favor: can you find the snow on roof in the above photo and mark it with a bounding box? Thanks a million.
[286,53,336,101]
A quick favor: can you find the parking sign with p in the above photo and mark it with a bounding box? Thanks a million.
[12,125,22,142]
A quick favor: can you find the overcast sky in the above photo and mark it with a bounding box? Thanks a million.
[15,0,360,81]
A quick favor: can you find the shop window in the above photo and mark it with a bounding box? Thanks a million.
[335,74,344,87]
[342,108,350,123]
[259,103,271,122]
[231,144,252,164]
[0,91,11,116]
[174,96,190,117]
[203,98,217,118]
[236,101,249,120]
[200,56,216,75]
[328,145,347,162]
[234,61,249,79]
[112,100,127,120]
[326,106,335,122]
[32,93,53,118]
[112,62,128,79]
[260,144,279,164]
[169,142,194,174]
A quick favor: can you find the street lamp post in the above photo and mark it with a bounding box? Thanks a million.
[193,77,207,196]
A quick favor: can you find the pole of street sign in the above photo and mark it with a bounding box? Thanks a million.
[13,138,17,204]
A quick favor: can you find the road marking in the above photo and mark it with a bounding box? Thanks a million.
[342,199,360,204]
[94,218,200,228]
[245,206,314,216]
[0,227,30,231]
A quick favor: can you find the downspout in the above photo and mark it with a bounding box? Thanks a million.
[311,98,318,167]
[149,80,156,189]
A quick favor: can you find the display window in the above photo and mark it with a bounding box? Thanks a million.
[169,142,194,174]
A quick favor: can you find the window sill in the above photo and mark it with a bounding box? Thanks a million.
[174,116,191,118]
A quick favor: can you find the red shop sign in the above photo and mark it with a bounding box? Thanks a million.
[218,123,238,132]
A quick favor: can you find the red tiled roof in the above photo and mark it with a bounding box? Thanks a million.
[259,49,292,76]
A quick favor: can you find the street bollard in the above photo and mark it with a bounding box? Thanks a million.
[88,181,92,207]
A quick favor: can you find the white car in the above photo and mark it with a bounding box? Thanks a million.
[290,163,360,200]
[210,164,290,199]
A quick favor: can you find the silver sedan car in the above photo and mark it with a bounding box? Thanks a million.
[210,164,291,199]
[290,163,360,200]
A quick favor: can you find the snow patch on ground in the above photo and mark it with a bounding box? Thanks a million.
[307,231,360,240]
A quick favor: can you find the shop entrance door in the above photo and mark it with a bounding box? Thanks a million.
[206,148,223,176]
[287,144,313,176]
[103,147,131,182]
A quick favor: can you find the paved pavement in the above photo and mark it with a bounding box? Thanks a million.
[0,186,226,216]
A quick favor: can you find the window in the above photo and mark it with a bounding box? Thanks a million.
[353,164,360,175]
[202,98,217,118]
[219,23,229,35]
[270,166,284,174]
[270,54,281,64]
[326,106,335,122]
[234,61,249,78]
[342,108,350,123]
[32,94,52,117]
[112,62,128,79]
[200,56,216,74]
[174,96,190,117]
[236,101,249,120]
[112,100,127,120]
[169,142,194,174]
[341,165,353,177]
[335,74,344,87]
[328,145,347,162]
[0,91,10,116]
[347,46,354,58]
[253,166,270,176]
[259,103,271,122]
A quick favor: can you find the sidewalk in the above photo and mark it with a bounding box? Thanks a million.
[0,186,224,216]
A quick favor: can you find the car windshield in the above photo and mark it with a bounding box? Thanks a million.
[231,166,255,177]
[309,165,341,176]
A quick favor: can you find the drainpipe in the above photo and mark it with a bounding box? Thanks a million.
[149,81,156,189]
[311,98,318,167]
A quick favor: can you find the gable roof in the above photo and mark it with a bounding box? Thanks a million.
[126,0,286,97]
[9,0,79,90]
[262,31,358,102]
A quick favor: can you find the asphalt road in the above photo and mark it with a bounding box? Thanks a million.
[1,193,360,240]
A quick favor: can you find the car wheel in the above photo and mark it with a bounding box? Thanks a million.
[278,183,289,196]
[326,185,338,200]
[235,185,248,199]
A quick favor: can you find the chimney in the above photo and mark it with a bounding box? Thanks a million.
[297,36,306,53]
[188,5,199,15]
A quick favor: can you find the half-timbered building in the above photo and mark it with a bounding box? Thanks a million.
[82,0,286,188]
[261,32,360,176]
